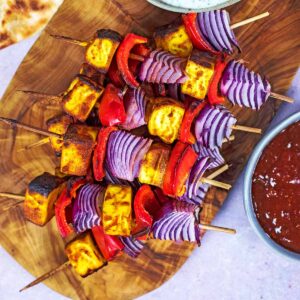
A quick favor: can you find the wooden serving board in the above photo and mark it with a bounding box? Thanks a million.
[0,0,299,299]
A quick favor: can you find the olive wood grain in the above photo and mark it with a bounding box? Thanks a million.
[0,0,299,299]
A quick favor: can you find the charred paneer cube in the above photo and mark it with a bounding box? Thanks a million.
[46,114,74,156]
[85,29,122,73]
[181,49,216,100]
[62,75,103,122]
[102,184,132,236]
[154,20,193,58]
[60,131,96,176]
[138,143,171,187]
[24,173,64,226]
[65,232,106,277]
[80,63,105,86]
[66,124,98,142]
[147,97,185,144]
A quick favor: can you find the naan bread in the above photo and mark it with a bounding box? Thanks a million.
[0,0,63,49]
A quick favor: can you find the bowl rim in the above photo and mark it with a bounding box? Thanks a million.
[244,111,300,261]
[146,0,241,13]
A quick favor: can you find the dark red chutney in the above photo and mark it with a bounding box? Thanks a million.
[252,121,300,253]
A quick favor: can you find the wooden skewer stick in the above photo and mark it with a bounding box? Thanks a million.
[232,124,262,134]
[0,193,25,213]
[19,261,71,292]
[0,200,24,213]
[230,12,270,29]
[16,90,62,100]
[17,137,50,152]
[270,92,294,104]
[201,178,231,190]
[0,192,26,201]
[0,117,62,139]
[207,164,229,180]
[222,135,235,143]
[199,223,236,234]
[20,260,108,292]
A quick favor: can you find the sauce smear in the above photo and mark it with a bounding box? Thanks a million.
[252,121,300,253]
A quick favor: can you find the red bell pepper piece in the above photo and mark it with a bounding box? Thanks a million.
[92,225,124,261]
[182,13,219,55]
[132,44,151,57]
[55,178,86,238]
[153,188,171,206]
[132,185,161,238]
[179,98,206,144]
[108,56,125,88]
[93,126,117,181]
[98,83,126,126]
[207,58,228,105]
[116,33,148,88]
[163,142,198,197]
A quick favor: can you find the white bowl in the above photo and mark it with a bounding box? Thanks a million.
[147,0,241,13]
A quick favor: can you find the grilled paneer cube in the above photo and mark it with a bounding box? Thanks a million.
[24,173,64,226]
[62,75,103,122]
[65,232,106,277]
[154,21,193,58]
[66,124,98,142]
[138,143,171,187]
[147,97,185,144]
[181,49,216,100]
[85,29,122,73]
[60,132,95,176]
[46,114,74,156]
[80,63,105,86]
[102,184,132,236]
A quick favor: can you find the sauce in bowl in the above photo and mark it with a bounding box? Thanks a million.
[252,121,300,254]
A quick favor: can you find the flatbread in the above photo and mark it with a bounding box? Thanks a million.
[0,0,63,49]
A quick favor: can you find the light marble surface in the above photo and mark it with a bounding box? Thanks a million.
[0,35,299,300]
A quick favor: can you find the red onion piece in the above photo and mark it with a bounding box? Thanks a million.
[105,166,140,191]
[139,50,187,84]
[193,142,225,169]
[152,201,201,244]
[72,184,104,233]
[197,10,240,54]
[106,130,152,181]
[119,236,145,258]
[122,87,148,130]
[194,104,236,149]
[220,60,271,110]
[178,156,211,206]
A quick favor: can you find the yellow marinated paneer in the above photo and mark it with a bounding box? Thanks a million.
[154,22,193,58]
[85,29,122,73]
[62,75,103,122]
[24,173,64,226]
[60,132,95,176]
[65,232,106,277]
[181,49,216,100]
[66,124,98,142]
[138,143,171,187]
[46,114,74,156]
[102,184,132,236]
[147,97,185,144]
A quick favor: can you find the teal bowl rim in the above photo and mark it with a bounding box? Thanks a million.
[244,111,300,261]
[146,0,240,13]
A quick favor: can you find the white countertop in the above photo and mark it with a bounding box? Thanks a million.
[0,35,299,300]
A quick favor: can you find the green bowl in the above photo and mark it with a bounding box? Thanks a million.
[147,0,241,13]
[244,111,300,261]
